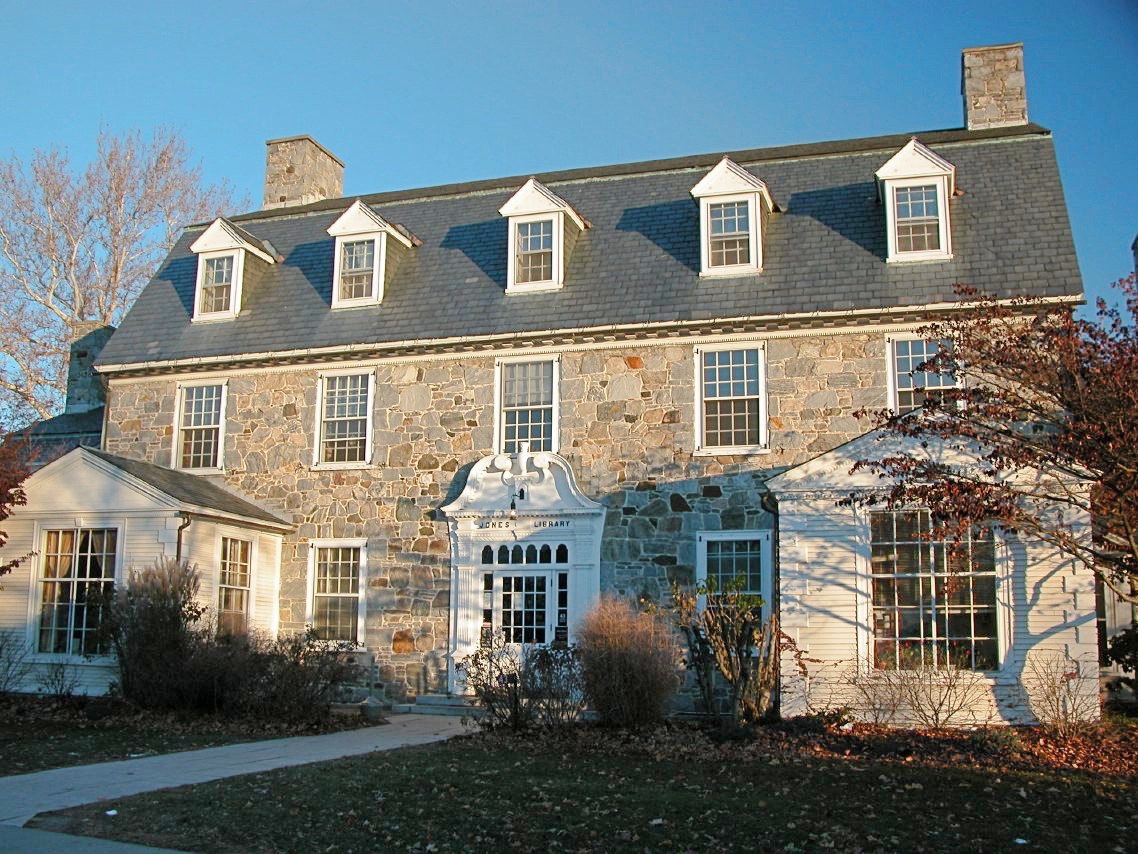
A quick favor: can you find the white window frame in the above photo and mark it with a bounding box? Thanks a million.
[313,370,375,470]
[696,530,773,619]
[698,192,762,277]
[192,249,245,321]
[693,343,769,455]
[30,521,125,660]
[856,509,1011,673]
[493,356,560,454]
[886,335,960,415]
[217,534,254,636]
[174,380,228,472]
[506,212,565,293]
[883,175,952,263]
[331,232,387,309]
[306,538,367,646]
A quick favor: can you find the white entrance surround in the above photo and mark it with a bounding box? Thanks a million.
[441,444,604,693]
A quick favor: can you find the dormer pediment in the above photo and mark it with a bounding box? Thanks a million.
[327,199,417,248]
[190,218,275,264]
[690,157,776,210]
[499,178,588,230]
[875,138,955,194]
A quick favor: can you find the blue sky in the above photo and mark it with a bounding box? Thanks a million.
[4,0,1136,308]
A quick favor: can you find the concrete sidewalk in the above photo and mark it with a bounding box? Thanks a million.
[0,713,466,834]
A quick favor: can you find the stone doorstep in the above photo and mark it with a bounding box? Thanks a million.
[390,694,480,716]
[330,697,391,721]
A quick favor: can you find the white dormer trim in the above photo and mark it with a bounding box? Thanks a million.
[499,178,587,293]
[189,219,275,322]
[876,139,955,263]
[690,157,773,278]
[326,200,415,309]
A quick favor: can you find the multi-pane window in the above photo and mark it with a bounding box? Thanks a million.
[338,239,375,301]
[199,255,235,314]
[179,384,224,469]
[319,373,370,464]
[218,537,251,636]
[705,537,765,595]
[501,574,548,644]
[892,338,956,415]
[500,361,555,453]
[515,220,553,283]
[709,201,751,267]
[894,185,941,253]
[313,545,361,643]
[701,348,764,449]
[38,528,117,655]
[870,510,998,671]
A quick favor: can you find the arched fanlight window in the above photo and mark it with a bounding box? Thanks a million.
[498,545,510,564]
[481,545,494,564]
[556,544,569,563]
[511,545,524,564]
[526,545,538,564]
[539,544,552,564]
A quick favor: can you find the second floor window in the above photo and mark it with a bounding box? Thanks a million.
[891,338,956,415]
[515,220,553,284]
[500,360,556,453]
[319,373,371,465]
[709,200,751,267]
[338,239,376,301]
[179,384,224,470]
[699,347,766,451]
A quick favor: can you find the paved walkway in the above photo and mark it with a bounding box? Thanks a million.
[0,713,466,848]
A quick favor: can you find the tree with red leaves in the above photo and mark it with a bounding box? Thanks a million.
[852,276,1138,609]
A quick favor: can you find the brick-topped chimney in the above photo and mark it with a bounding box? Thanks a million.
[65,323,114,415]
[263,135,344,210]
[962,43,1028,130]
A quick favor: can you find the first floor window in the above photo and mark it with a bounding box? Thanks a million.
[218,537,251,636]
[179,383,224,469]
[891,338,956,414]
[500,360,556,453]
[870,510,998,671]
[708,200,751,267]
[38,528,117,655]
[313,545,362,643]
[319,373,371,464]
[697,531,771,609]
[699,347,766,450]
[500,573,548,644]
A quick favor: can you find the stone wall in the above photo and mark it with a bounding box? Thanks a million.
[263,136,344,210]
[962,43,1028,131]
[104,330,885,698]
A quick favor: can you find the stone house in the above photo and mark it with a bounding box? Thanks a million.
[0,44,1102,721]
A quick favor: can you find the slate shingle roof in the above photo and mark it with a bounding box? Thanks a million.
[85,448,290,527]
[97,124,1081,370]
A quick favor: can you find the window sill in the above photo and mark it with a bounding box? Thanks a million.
[699,266,762,278]
[310,462,378,472]
[331,298,383,310]
[29,653,113,665]
[885,252,953,264]
[191,312,239,323]
[693,445,771,457]
[505,281,563,294]
[177,466,225,476]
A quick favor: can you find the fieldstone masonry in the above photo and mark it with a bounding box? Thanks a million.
[962,43,1028,131]
[104,330,887,699]
[263,135,345,210]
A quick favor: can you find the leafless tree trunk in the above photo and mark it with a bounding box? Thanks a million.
[0,128,240,427]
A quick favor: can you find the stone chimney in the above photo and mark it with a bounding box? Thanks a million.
[65,323,114,415]
[961,43,1028,130]
[263,135,344,210]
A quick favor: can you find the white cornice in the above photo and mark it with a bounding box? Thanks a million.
[691,156,776,211]
[876,138,956,195]
[499,178,588,230]
[327,199,416,248]
[190,219,275,264]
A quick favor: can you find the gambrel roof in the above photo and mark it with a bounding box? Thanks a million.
[97,123,1081,372]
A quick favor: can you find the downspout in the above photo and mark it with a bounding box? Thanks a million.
[175,511,193,563]
[761,488,781,716]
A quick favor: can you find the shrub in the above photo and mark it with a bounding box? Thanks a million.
[36,659,78,700]
[846,651,993,729]
[969,726,1023,756]
[577,597,679,728]
[458,631,536,731]
[525,644,586,728]
[0,629,32,694]
[1021,652,1099,738]
[1105,622,1137,699]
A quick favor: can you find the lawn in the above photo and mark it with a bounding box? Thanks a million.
[29,722,1137,852]
[0,696,369,775]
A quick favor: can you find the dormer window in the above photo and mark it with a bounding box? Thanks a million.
[189,218,275,322]
[499,178,588,293]
[691,157,774,277]
[327,200,418,308]
[876,139,955,263]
